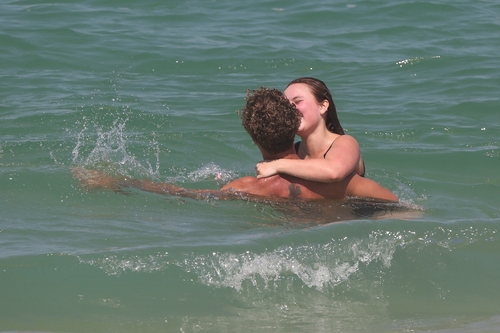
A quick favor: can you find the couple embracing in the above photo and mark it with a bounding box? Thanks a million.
[73,77,397,203]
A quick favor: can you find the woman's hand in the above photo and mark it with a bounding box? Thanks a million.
[255,160,280,178]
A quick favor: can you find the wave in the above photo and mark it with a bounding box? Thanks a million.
[74,222,499,296]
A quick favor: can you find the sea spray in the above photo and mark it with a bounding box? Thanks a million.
[71,117,238,189]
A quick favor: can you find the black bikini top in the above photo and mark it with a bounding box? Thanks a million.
[294,140,334,158]
[294,141,366,177]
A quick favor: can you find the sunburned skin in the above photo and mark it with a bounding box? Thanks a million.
[72,167,420,224]
[72,164,397,203]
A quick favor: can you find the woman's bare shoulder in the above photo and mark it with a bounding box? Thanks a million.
[333,134,359,146]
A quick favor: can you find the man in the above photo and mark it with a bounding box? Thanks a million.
[72,88,397,203]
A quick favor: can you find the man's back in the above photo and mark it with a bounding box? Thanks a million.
[221,172,398,202]
[71,163,397,202]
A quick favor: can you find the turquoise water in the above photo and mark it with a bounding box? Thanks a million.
[1,0,499,332]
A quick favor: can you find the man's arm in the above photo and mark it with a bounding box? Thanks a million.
[345,174,398,202]
[123,178,217,200]
[71,167,250,201]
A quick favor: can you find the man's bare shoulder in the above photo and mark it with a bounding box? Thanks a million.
[221,175,332,200]
[221,175,290,197]
[220,176,256,191]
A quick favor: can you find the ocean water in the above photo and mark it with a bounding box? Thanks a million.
[1,0,499,332]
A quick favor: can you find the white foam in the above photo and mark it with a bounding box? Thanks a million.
[180,232,405,292]
[71,118,160,179]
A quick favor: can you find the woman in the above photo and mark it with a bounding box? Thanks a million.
[256,77,365,182]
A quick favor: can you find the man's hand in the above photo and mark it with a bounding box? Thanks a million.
[71,167,123,191]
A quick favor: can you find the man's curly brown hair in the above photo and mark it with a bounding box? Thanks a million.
[240,87,301,154]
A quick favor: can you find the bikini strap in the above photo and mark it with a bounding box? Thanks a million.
[294,141,301,153]
[323,140,335,158]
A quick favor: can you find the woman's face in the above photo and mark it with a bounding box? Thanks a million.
[284,83,326,136]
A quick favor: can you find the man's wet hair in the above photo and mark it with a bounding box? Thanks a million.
[240,87,301,154]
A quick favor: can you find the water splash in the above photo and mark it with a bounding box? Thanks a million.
[71,118,236,186]
[72,118,160,179]
[185,162,237,184]
[77,252,171,276]
[396,55,441,67]
[178,231,406,292]
[76,225,499,303]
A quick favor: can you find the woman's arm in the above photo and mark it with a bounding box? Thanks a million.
[256,135,362,183]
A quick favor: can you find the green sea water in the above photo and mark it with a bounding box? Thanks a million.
[1,0,499,332]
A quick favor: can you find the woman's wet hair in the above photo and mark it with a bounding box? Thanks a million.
[287,77,344,135]
[240,87,301,154]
